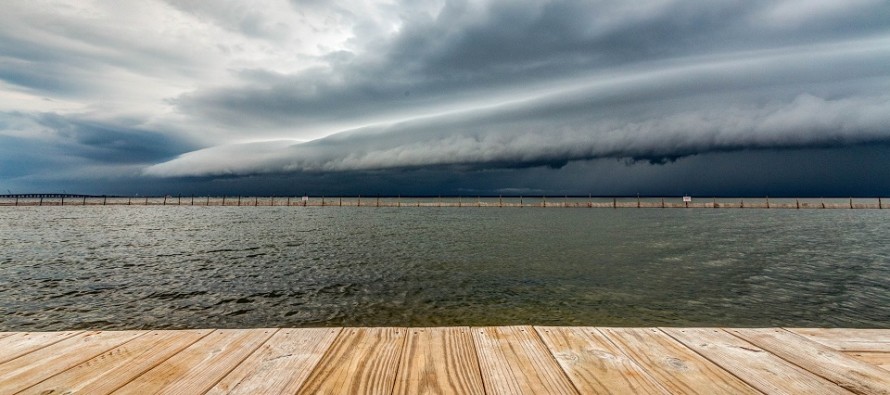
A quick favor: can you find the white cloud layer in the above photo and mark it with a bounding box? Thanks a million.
[1,0,890,188]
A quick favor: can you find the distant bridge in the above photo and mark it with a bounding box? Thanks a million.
[0,194,106,199]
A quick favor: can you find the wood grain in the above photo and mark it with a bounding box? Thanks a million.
[664,327,851,394]
[0,331,82,365]
[845,352,890,371]
[730,328,890,395]
[535,326,668,394]
[112,328,275,395]
[299,327,406,395]
[789,328,890,352]
[207,328,341,395]
[392,327,485,395]
[0,331,144,394]
[599,327,759,394]
[1,327,888,394]
[473,325,579,395]
[21,329,210,395]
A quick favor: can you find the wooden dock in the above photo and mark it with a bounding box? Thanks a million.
[1,327,888,394]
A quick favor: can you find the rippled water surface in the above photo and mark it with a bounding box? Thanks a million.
[1,206,889,330]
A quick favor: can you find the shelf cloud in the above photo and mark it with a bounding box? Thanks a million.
[2,0,890,194]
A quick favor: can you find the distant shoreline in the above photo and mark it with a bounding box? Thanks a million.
[0,195,884,209]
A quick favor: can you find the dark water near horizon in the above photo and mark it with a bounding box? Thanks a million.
[1,206,889,330]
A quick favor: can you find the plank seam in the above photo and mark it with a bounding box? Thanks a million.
[13,330,153,395]
[786,328,890,353]
[532,326,583,395]
[295,327,353,392]
[724,328,859,394]
[470,327,494,395]
[199,328,281,395]
[658,328,769,395]
[387,327,409,395]
[103,329,217,394]
[0,331,85,365]
[593,328,674,395]
[288,327,344,394]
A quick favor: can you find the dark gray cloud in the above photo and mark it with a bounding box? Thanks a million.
[30,113,199,164]
[0,112,198,188]
[176,0,890,128]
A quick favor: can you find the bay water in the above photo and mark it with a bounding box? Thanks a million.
[1,206,888,330]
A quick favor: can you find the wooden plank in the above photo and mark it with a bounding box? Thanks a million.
[789,328,890,352]
[599,327,759,394]
[299,327,406,395]
[112,328,276,394]
[207,328,341,395]
[21,329,211,395]
[845,352,890,371]
[392,327,485,395]
[664,328,851,394]
[730,328,890,395]
[0,331,144,394]
[472,325,579,395]
[0,331,82,364]
[535,326,668,394]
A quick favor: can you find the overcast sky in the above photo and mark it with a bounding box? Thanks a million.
[2,0,889,196]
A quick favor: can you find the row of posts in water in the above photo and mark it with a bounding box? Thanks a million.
[0,195,885,209]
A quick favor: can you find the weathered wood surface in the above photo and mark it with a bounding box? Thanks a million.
[790,328,890,352]
[846,352,890,371]
[299,327,406,394]
[23,329,211,395]
[535,326,668,394]
[731,328,890,395]
[473,325,578,394]
[600,327,759,394]
[393,327,485,395]
[1,327,888,394]
[664,327,852,394]
[207,328,340,395]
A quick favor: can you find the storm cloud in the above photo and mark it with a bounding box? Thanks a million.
[2,1,890,195]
